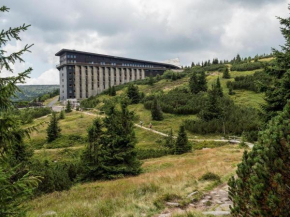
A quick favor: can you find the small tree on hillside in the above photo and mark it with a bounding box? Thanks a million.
[81,118,103,180]
[189,72,199,94]
[228,102,290,217]
[99,102,142,179]
[127,84,140,104]
[215,77,223,97]
[200,87,221,121]
[151,97,164,121]
[223,68,231,79]
[47,112,61,142]
[198,71,207,92]
[65,100,72,113]
[148,73,154,86]
[59,110,65,119]
[165,128,175,152]
[175,125,191,154]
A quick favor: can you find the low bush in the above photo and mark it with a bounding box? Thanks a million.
[136,148,170,160]
[15,107,51,124]
[199,172,221,182]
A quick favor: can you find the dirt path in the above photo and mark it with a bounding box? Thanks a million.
[157,183,232,217]
[81,110,254,148]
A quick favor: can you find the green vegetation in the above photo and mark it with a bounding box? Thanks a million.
[65,101,72,113]
[229,103,290,216]
[151,97,164,121]
[46,112,61,142]
[12,85,59,102]
[175,125,191,154]
[15,107,51,124]
[0,6,40,216]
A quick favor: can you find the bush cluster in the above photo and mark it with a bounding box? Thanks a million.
[226,71,272,92]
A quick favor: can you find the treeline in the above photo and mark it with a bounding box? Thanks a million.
[231,61,268,71]
[12,85,59,102]
[226,71,272,93]
[15,107,52,124]
[143,88,207,115]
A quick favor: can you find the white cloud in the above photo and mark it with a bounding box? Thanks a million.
[25,68,59,85]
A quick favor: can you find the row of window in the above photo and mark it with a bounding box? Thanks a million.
[67,55,76,58]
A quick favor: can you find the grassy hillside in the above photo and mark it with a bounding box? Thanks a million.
[28,145,243,217]
[13,85,59,102]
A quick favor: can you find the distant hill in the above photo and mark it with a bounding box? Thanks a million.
[13,85,59,102]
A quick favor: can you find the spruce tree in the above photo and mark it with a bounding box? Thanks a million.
[216,77,223,97]
[148,73,154,86]
[263,7,290,120]
[59,110,65,119]
[228,102,290,216]
[175,125,191,154]
[127,83,140,104]
[223,67,231,79]
[198,71,207,92]
[165,128,175,152]
[47,112,61,142]
[111,86,116,96]
[99,102,142,179]
[151,97,164,121]
[81,118,103,180]
[0,5,39,216]
[200,87,221,121]
[189,72,199,94]
[65,100,72,113]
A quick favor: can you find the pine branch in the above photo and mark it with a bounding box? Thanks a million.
[0,44,33,73]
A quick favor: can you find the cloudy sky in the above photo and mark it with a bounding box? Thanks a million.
[1,0,289,85]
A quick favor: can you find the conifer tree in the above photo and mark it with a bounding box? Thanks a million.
[191,62,195,67]
[151,97,164,121]
[228,102,290,216]
[65,100,72,113]
[223,67,231,79]
[175,125,191,154]
[148,73,154,86]
[0,5,39,216]
[263,7,290,120]
[127,83,140,104]
[200,87,221,121]
[165,128,175,152]
[59,110,65,119]
[189,72,199,94]
[81,118,103,180]
[111,86,116,96]
[198,71,207,92]
[99,102,142,179]
[216,77,223,97]
[47,112,61,142]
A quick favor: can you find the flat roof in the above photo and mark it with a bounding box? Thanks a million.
[55,49,180,69]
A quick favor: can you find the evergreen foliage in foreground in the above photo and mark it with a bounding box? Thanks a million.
[47,112,61,142]
[263,6,290,120]
[228,102,290,216]
[0,5,40,216]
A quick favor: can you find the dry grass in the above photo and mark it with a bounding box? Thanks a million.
[28,145,243,217]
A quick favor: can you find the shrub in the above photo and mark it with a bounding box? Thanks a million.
[199,172,221,182]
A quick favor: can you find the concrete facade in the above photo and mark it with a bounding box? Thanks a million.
[56,49,180,101]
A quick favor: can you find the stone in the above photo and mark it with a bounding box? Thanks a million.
[166,202,179,207]
[159,214,171,217]
[221,197,230,202]
[41,211,57,216]
[187,191,198,198]
[202,211,230,216]
[201,199,208,204]
[216,200,223,204]
[205,195,212,200]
